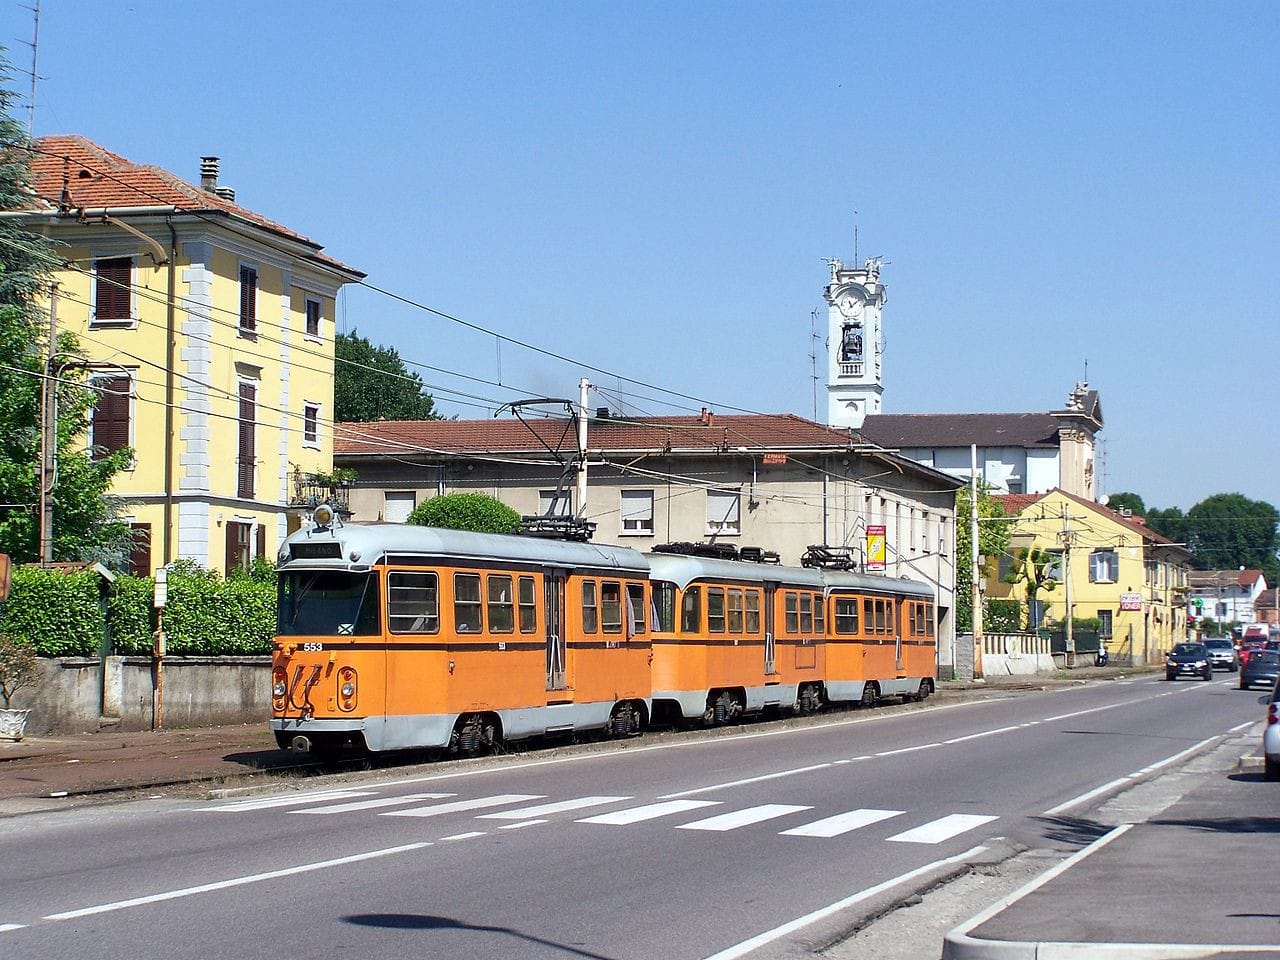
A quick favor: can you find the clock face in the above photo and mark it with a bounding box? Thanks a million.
[838,295,862,319]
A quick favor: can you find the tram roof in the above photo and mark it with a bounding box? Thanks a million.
[821,569,933,598]
[280,522,650,574]
[645,553,825,590]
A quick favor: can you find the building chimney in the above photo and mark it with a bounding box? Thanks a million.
[200,156,220,192]
[214,186,236,202]
[595,407,610,419]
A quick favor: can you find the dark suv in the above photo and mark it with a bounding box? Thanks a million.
[1166,642,1213,681]
[1204,637,1238,672]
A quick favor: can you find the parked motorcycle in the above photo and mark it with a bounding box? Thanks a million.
[1096,640,1109,667]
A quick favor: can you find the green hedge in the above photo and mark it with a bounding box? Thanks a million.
[2,565,277,658]
[2,567,106,657]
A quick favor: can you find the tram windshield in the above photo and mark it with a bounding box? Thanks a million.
[277,571,381,636]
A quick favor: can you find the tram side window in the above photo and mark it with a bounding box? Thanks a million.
[925,603,935,637]
[582,580,599,633]
[707,587,726,633]
[626,582,647,635]
[681,586,702,632]
[518,576,537,633]
[654,581,676,632]
[454,573,482,633]
[813,593,825,633]
[488,574,515,633]
[835,597,859,634]
[863,597,875,635]
[745,590,761,634]
[387,571,439,634]
[785,592,799,633]
[800,593,813,633]
[878,600,891,635]
[601,581,623,633]
[728,589,744,633]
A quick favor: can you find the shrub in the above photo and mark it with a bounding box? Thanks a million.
[107,574,155,655]
[3,566,105,656]
[407,492,521,534]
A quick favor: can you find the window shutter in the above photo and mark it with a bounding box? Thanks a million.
[238,382,256,498]
[95,258,132,320]
[225,523,239,575]
[92,376,131,456]
[128,523,151,577]
[255,524,266,561]
[239,266,257,330]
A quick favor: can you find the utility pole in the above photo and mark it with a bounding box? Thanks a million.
[1060,503,1074,667]
[970,445,983,679]
[38,281,58,564]
[575,377,589,519]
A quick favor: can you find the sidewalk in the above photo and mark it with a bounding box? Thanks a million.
[0,668,1138,810]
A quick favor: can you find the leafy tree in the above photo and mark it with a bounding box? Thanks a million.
[1105,492,1145,516]
[407,493,521,534]
[0,62,132,564]
[334,328,442,422]
[1144,505,1186,546]
[1185,493,1280,578]
[1004,546,1060,631]
[955,485,1012,633]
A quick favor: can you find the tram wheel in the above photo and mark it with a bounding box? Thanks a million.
[450,712,498,756]
[859,682,879,709]
[912,680,931,702]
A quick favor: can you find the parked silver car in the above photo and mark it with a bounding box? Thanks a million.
[1263,675,1280,781]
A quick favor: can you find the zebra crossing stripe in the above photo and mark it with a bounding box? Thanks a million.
[780,808,903,838]
[577,799,719,825]
[477,796,632,820]
[204,790,375,812]
[678,804,813,832]
[293,793,456,815]
[885,813,998,844]
[381,795,544,818]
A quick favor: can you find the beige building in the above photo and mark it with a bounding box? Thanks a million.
[333,411,967,674]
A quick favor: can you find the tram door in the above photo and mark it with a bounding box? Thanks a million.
[545,571,567,691]
[764,583,777,675]
[894,599,904,672]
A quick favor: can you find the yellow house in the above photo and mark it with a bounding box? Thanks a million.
[17,136,364,574]
[986,489,1191,665]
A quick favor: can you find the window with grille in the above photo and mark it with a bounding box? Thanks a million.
[239,265,258,332]
[94,257,132,323]
[453,573,482,633]
[388,572,439,634]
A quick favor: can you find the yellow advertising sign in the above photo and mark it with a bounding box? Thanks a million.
[866,525,886,572]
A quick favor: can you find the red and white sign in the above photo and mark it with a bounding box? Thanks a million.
[1119,593,1143,611]
[866,525,886,572]
[762,452,788,465]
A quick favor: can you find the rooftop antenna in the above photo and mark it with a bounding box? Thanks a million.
[809,308,820,420]
[21,1,42,135]
[853,208,859,264]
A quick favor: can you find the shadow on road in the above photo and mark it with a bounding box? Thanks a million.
[345,913,622,960]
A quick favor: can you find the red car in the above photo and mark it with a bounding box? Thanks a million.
[1239,640,1266,668]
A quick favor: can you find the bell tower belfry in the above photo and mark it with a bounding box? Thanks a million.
[823,257,887,429]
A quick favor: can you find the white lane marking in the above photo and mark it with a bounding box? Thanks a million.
[577,799,719,825]
[204,790,375,812]
[499,820,547,830]
[700,844,988,960]
[874,742,941,756]
[1230,720,1255,733]
[293,793,455,814]
[1043,735,1222,816]
[439,832,486,841]
[660,763,834,799]
[945,725,1022,744]
[780,808,903,838]
[1043,777,1132,817]
[44,842,430,921]
[381,794,543,818]
[677,804,812,832]
[477,796,631,819]
[0,924,26,933]
[886,814,999,844]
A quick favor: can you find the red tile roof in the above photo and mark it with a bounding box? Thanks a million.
[992,493,1044,515]
[23,136,363,277]
[1189,569,1264,588]
[335,413,868,457]
[994,488,1188,553]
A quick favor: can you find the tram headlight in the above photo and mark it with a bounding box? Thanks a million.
[312,504,335,527]
[337,667,358,712]
[271,667,287,702]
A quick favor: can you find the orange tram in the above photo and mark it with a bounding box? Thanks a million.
[271,519,937,757]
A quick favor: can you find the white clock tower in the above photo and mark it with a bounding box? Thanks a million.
[823,257,887,429]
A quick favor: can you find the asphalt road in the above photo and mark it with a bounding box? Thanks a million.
[0,674,1261,960]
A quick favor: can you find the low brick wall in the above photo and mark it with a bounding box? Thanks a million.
[12,657,270,735]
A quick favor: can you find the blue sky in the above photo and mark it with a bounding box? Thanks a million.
[4,1,1277,511]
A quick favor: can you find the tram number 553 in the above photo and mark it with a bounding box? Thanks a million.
[301,642,324,652]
